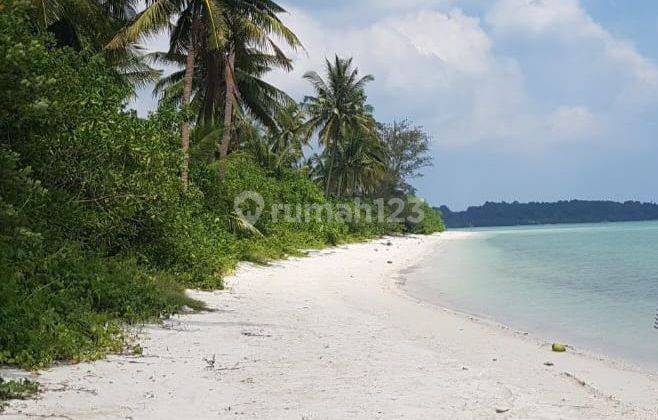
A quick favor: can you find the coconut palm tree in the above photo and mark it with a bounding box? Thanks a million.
[309,129,386,197]
[149,35,297,134]
[110,0,300,185]
[216,7,300,162]
[239,104,309,173]
[108,0,225,186]
[337,131,387,197]
[303,56,375,196]
[269,103,310,162]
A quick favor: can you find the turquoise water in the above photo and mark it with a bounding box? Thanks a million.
[404,221,658,370]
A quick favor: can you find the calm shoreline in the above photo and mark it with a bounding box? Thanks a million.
[5,233,658,418]
[400,226,658,374]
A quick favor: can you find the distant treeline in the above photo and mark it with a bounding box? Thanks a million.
[437,200,658,228]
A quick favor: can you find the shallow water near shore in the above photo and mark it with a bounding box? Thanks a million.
[404,221,658,371]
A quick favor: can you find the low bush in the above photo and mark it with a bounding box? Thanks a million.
[0,378,39,411]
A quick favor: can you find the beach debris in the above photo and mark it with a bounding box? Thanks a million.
[385,241,392,246]
[203,354,216,369]
[563,372,587,387]
[180,305,195,314]
[131,344,143,355]
[552,343,567,352]
[495,408,510,414]
[216,363,242,372]
[386,260,393,264]
[241,330,272,337]
[544,361,554,366]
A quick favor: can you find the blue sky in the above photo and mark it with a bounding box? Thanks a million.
[134,0,658,210]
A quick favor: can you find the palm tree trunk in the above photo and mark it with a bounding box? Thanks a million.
[180,7,199,188]
[219,49,236,162]
[325,138,339,197]
[337,170,344,198]
[325,153,334,197]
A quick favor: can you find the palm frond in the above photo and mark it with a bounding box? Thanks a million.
[106,0,178,50]
[227,212,263,237]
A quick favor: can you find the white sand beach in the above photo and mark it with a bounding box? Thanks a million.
[4,232,658,419]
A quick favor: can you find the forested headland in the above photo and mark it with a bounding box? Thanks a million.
[439,200,658,228]
[0,1,443,372]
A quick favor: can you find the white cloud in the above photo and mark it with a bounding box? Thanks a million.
[362,0,453,13]
[272,6,494,83]
[271,4,612,148]
[548,105,599,141]
[487,0,588,36]
[268,6,532,147]
[386,10,491,76]
[487,0,658,97]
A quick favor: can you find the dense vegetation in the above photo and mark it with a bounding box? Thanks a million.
[439,200,658,228]
[0,2,443,372]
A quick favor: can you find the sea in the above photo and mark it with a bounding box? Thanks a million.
[403,221,658,371]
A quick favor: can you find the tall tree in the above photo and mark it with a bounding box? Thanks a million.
[303,56,375,196]
[378,120,432,196]
[337,130,387,197]
[308,128,386,197]
[150,39,296,132]
[269,102,310,163]
[111,0,300,183]
[108,0,225,186]
[213,6,301,162]
[238,104,309,173]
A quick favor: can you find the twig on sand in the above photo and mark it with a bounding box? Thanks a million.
[241,331,272,337]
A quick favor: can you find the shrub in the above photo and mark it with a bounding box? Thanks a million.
[403,197,446,234]
[0,9,204,368]
[0,378,39,411]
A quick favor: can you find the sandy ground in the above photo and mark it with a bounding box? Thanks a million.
[4,232,658,419]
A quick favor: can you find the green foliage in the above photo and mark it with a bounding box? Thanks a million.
[378,120,433,196]
[0,378,39,411]
[0,10,203,368]
[122,0,301,128]
[193,154,398,266]
[404,199,446,234]
[0,239,202,368]
[0,6,444,371]
[303,56,377,196]
[0,144,203,368]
